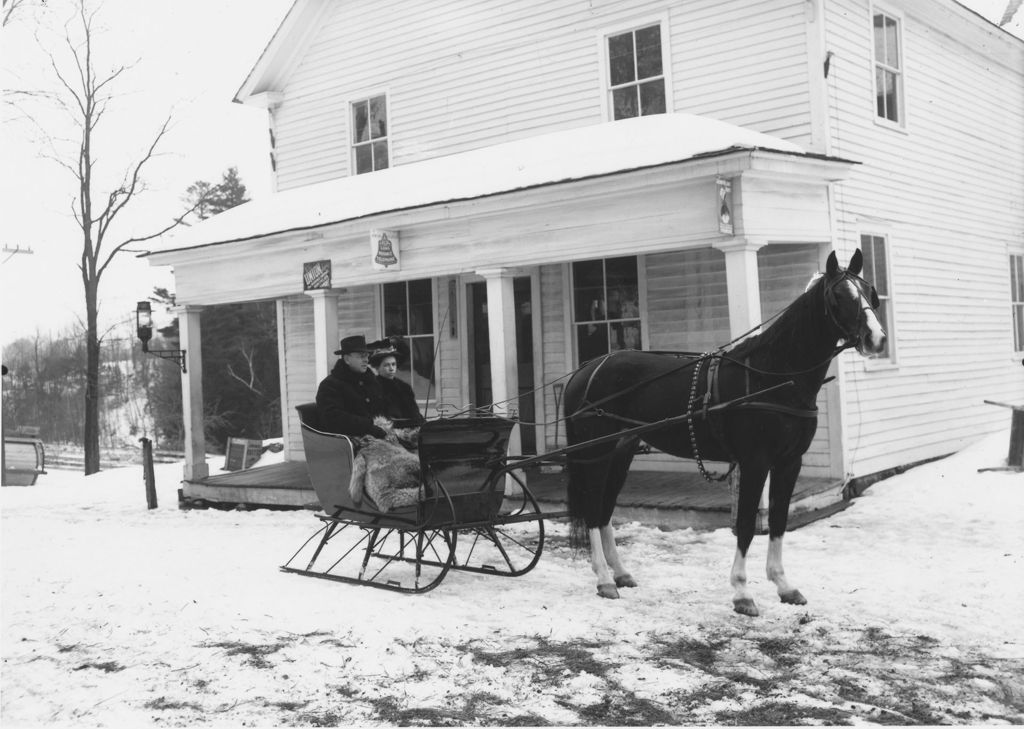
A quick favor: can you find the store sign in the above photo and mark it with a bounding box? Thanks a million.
[302,259,332,290]
[370,229,400,270]
[717,178,734,235]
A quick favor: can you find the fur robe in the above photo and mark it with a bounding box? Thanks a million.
[349,417,422,511]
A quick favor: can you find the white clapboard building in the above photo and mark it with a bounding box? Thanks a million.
[144,0,1024,514]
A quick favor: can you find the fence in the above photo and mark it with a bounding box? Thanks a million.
[44,443,184,471]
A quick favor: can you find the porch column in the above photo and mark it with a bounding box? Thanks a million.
[713,238,766,341]
[177,305,208,482]
[305,289,341,383]
[476,268,522,459]
[712,238,769,517]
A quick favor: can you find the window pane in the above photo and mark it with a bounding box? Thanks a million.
[873,15,886,64]
[354,144,373,174]
[882,71,898,122]
[369,95,387,139]
[605,257,639,319]
[872,237,889,296]
[635,25,662,79]
[612,86,639,120]
[410,337,436,399]
[608,32,635,86]
[885,17,899,69]
[577,323,609,362]
[639,79,666,116]
[573,260,606,322]
[611,321,642,351]
[372,140,389,170]
[408,279,433,335]
[383,282,408,335]
[876,300,890,357]
[352,101,369,143]
[1013,256,1024,302]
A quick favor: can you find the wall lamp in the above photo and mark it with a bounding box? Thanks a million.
[136,301,187,373]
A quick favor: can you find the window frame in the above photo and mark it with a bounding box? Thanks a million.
[570,255,647,366]
[349,91,391,175]
[380,278,437,401]
[597,13,673,122]
[1011,253,1024,354]
[870,4,907,131]
[858,231,897,366]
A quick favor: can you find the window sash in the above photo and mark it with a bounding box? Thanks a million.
[860,234,893,359]
[1012,255,1024,351]
[352,94,389,174]
[572,257,642,361]
[607,24,666,120]
[872,13,902,124]
[382,280,435,398]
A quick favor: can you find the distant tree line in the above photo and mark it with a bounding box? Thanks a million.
[1,167,282,454]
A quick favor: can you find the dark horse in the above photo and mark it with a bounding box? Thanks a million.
[563,250,886,616]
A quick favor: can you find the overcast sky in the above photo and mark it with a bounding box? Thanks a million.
[0,0,1020,346]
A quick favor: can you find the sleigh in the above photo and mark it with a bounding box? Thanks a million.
[281,405,563,593]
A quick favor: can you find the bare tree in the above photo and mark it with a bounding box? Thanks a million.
[34,0,207,473]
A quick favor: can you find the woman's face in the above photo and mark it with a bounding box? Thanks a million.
[378,356,398,378]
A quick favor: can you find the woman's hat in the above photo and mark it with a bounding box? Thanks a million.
[369,346,402,367]
[334,335,372,355]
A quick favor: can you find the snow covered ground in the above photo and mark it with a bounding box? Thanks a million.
[2,431,1022,726]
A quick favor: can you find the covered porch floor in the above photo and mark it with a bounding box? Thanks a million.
[184,460,849,532]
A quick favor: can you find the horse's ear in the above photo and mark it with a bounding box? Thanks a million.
[849,249,864,275]
[826,251,839,276]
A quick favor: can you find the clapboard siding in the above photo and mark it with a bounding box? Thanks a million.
[271,0,814,191]
[646,247,731,354]
[540,264,570,453]
[281,296,315,459]
[825,0,1024,477]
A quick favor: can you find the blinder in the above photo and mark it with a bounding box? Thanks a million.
[822,270,880,346]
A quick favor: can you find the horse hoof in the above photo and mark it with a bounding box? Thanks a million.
[597,583,620,599]
[780,589,807,605]
[733,598,759,617]
[614,574,637,588]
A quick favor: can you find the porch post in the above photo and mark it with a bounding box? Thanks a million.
[177,305,208,482]
[476,268,522,460]
[712,238,770,520]
[305,289,341,383]
[713,238,766,342]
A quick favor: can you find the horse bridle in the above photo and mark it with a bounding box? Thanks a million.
[822,270,880,351]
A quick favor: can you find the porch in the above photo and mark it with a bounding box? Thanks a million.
[182,461,849,532]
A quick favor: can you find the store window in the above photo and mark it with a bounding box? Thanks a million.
[382,279,434,398]
[572,256,642,363]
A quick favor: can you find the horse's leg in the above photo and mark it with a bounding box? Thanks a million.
[767,457,807,606]
[731,461,770,617]
[599,524,637,589]
[599,437,639,590]
[589,527,620,599]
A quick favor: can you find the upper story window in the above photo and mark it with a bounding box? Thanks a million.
[352,94,389,174]
[860,234,894,359]
[1011,255,1024,352]
[573,256,642,363]
[872,12,904,125]
[606,24,666,120]
[382,280,435,398]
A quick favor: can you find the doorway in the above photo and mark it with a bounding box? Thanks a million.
[467,278,536,454]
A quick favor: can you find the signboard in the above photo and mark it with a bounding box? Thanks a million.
[303,259,332,290]
[370,229,400,270]
[717,178,734,235]
[223,438,263,472]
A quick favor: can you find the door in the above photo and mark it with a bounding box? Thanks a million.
[467,278,536,454]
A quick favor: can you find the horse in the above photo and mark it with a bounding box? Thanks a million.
[562,249,885,616]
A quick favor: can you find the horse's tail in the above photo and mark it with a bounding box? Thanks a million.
[564,413,590,550]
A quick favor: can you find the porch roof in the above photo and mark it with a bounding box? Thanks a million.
[144,114,840,258]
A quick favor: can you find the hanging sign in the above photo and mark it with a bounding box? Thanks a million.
[370,229,400,270]
[717,178,734,235]
[302,259,332,290]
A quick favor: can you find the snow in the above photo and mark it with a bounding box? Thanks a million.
[2,430,1023,726]
[147,114,806,255]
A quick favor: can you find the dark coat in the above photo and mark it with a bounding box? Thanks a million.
[378,376,425,426]
[316,360,389,438]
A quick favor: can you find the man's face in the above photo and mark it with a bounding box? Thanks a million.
[343,351,370,373]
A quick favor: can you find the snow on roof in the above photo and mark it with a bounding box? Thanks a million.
[147,113,806,255]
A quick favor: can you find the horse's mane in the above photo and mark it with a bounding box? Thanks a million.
[727,274,828,364]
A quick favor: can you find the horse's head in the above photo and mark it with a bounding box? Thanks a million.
[812,249,887,356]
